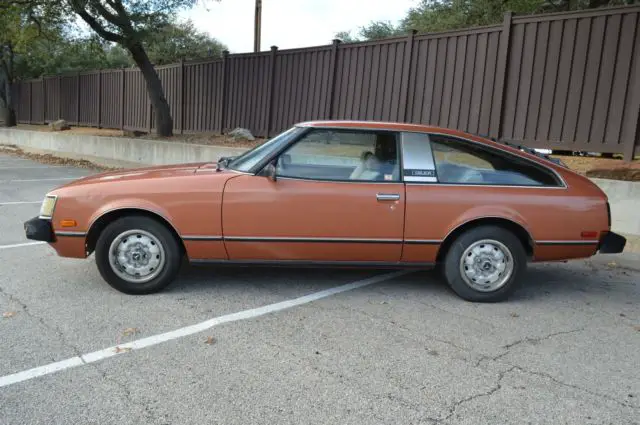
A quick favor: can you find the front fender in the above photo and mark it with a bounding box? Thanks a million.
[87,198,177,234]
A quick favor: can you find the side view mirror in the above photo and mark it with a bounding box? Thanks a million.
[264,160,277,181]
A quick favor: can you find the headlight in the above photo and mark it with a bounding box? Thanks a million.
[39,195,58,219]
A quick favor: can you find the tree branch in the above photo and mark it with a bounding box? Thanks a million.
[89,0,130,31]
[106,0,131,26]
[68,0,123,43]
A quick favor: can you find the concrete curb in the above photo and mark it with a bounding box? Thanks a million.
[1,127,638,253]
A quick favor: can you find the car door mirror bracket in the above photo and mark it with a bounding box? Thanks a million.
[263,160,277,181]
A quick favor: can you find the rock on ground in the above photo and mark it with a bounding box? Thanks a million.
[229,127,255,141]
[49,119,70,131]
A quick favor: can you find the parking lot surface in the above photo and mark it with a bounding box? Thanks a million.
[0,152,639,425]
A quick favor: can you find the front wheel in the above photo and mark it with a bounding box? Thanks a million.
[442,225,526,302]
[95,216,183,294]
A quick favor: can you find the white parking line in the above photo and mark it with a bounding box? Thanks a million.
[0,270,411,388]
[0,201,41,206]
[0,241,45,250]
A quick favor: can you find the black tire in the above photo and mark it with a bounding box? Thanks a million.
[95,215,183,295]
[442,225,526,302]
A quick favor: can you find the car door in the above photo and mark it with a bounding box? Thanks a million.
[221,127,405,262]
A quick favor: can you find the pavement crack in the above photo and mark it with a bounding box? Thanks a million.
[92,363,169,422]
[502,327,586,350]
[428,366,517,424]
[370,288,496,328]
[0,285,87,362]
[513,366,639,410]
[348,306,473,354]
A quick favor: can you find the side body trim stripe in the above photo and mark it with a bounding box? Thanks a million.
[536,240,599,246]
[55,231,87,237]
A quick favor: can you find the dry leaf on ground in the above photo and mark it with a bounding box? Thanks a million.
[114,346,132,353]
[3,311,17,318]
[205,336,216,345]
[123,327,139,336]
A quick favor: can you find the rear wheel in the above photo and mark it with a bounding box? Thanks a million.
[95,216,182,294]
[442,225,526,302]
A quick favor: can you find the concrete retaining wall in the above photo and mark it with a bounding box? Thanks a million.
[2,127,638,252]
[0,128,246,166]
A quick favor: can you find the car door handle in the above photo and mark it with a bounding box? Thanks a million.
[376,193,400,201]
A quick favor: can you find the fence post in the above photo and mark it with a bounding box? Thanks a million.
[148,100,152,133]
[400,30,417,122]
[326,39,341,119]
[97,70,102,128]
[28,81,33,124]
[147,69,152,133]
[76,72,81,126]
[490,11,513,140]
[120,68,126,130]
[218,50,229,134]
[58,76,62,120]
[179,59,185,134]
[265,45,278,137]
[42,77,46,124]
[624,105,639,161]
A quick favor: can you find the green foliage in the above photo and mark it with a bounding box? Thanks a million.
[143,20,226,65]
[66,0,205,45]
[336,20,404,43]
[339,0,639,42]
[359,21,405,39]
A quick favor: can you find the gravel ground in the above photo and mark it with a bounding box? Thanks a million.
[0,152,639,425]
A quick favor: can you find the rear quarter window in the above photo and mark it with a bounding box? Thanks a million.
[429,135,562,187]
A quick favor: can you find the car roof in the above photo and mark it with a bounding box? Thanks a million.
[294,120,495,143]
[296,120,456,134]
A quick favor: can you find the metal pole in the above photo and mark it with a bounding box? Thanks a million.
[254,0,262,52]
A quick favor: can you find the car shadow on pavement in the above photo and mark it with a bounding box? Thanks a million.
[157,260,638,303]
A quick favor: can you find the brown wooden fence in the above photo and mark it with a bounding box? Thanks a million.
[8,5,640,160]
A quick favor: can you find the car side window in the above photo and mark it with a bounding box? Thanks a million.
[429,135,561,187]
[276,129,401,182]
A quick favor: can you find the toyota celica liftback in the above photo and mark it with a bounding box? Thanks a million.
[24,121,626,302]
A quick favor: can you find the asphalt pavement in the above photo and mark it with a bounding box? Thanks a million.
[0,152,638,425]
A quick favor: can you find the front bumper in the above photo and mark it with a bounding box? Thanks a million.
[24,217,55,242]
[598,231,626,254]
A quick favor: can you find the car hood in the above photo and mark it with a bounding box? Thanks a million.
[55,162,216,189]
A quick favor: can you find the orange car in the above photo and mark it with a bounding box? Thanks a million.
[24,121,626,302]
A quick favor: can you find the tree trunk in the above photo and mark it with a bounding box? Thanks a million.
[128,42,173,137]
[1,107,16,127]
[0,77,16,127]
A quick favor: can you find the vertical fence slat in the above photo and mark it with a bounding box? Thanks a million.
[492,11,513,139]
[327,39,341,119]
[266,46,278,136]
[399,30,417,122]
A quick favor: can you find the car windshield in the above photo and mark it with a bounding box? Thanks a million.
[226,126,304,173]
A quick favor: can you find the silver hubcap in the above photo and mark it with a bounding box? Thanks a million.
[459,239,514,292]
[109,229,165,284]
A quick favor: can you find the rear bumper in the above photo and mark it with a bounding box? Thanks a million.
[598,231,626,254]
[24,217,55,242]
